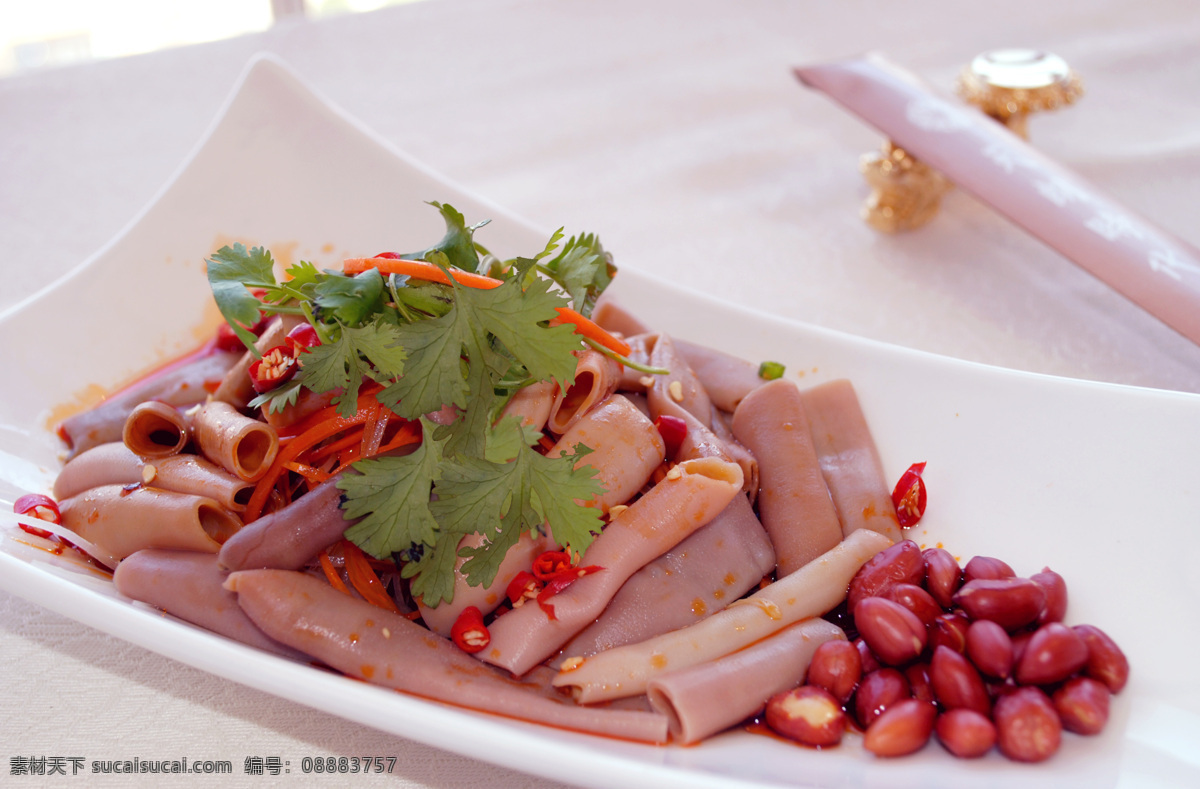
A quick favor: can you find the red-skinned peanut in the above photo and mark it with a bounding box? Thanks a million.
[863,699,936,757]
[855,597,928,666]
[966,619,1014,680]
[963,555,1015,583]
[883,583,942,627]
[848,540,925,611]
[765,685,847,748]
[806,639,862,705]
[1073,624,1130,693]
[935,708,997,759]
[905,662,935,705]
[854,637,882,674]
[922,547,961,609]
[930,645,991,716]
[854,668,910,729]
[1016,622,1089,686]
[993,687,1062,763]
[928,611,971,655]
[1052,676,1110,735]
[1031,568,1068,625]
[953,577,1046,631]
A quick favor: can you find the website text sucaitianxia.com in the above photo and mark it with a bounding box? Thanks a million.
[10,755,403,776]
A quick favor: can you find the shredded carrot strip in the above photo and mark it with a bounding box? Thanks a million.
[319,551,351,595]
[343,256,631,357]
[283,460,332,485]
[244,408,374,522]
[276,383,386,438]
[344,257,502,290]
[360,401,387,459]
[549,307,631,357]
[341,540,401,614]
[304,429,366,465]
[334,419,421,468]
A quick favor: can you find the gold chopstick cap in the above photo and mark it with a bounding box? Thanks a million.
[956,49,1083,138]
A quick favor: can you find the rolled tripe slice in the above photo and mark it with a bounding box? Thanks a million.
[646,618,845,744]
[225,569,670,744]
[59,485,242,561]
[731,378,842,576]
[552,528,891,703]
[122,400,191,457]
[113,548,301,658]
[481,456,744,677]
[553,492,774,661]
[800,379,901,542]
[191,400,279,482]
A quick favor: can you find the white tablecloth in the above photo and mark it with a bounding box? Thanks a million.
[2,0,1197,786]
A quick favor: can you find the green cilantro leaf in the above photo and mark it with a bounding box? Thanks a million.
[206,243,277,349]
[312,268,386,326]
[300,319,408,416]
[542,233,614,316]
[338,418,443,557]
[400,202,491,274]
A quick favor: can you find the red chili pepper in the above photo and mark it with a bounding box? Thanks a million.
[13,493,61,539]
[531,550,574,581]
[450,606,490,653]
[891,462,928,528]
[373,252,403,259]
[506,570,542,608]
[654,414,688,459]
[535,565,604,620]
[248,345,298,394]
[286,323,321,354]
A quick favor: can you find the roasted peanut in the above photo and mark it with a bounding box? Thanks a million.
[1052,676,1110,735]
[953,577,1045,631]
[883,583,942,627]
[922,547,961,609]
[905,661,935,705]
[806,639,862,704]
[848,539,925,611]
[930,645,991,716]
[854,668,910,729]
[1031,567,1068,625]
[863,699,936,757]
[928,611,970,655]
[1016,622,1088,686]
[1073,624,1129,694]
[855,597,927,666]
[963,555,1015,583]
[993,686,1062,763]
[965,619,1014,680]
[854,637,882,674]
[765,685,847,748]
[935,708,996,759]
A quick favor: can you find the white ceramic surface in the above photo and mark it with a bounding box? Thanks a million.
[1,54,1197,789]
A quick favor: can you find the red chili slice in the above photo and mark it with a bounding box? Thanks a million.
[13,493,61,539]
[450,606,490,653]
[531,550,573,581]
[891,462,928,528]
[535,565,604,620]
[506,570,542,607]
[249,345,298,394]
[286,323,321,354]
[653,414,688,459]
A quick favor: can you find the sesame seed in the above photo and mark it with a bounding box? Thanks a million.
[668,381,684,402]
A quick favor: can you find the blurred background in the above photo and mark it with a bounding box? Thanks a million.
[0,0,424,77]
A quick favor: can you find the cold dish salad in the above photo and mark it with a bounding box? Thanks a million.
[12,203,1127,760]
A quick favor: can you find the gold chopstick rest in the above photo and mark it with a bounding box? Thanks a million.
[859,141,952,233]
[857,49,1082,233]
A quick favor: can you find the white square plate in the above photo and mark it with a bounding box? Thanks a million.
[1,54,1197,788]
